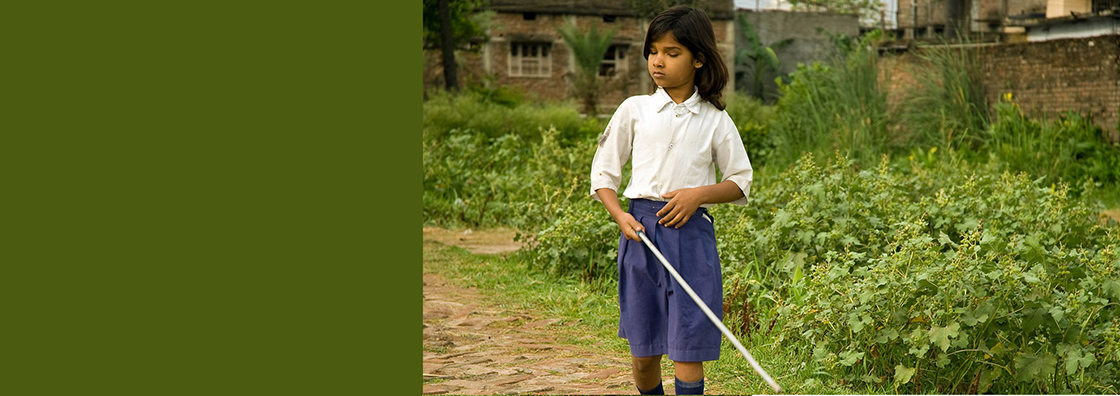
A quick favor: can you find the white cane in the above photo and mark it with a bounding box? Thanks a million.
[635,230,783,393]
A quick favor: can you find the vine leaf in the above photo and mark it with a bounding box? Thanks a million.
[929,322,961,352]
[1013,352,1057,382]
[893,364,916,386]
[1064,348,1096,375]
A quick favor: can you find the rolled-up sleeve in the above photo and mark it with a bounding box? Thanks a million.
[713,114,753,206]
[589,101,634,202]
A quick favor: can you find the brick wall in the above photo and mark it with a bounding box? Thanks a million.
[977,35,1120,141]
[882,36,1120,142]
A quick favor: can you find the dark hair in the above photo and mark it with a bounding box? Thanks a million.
[643,5,729,110]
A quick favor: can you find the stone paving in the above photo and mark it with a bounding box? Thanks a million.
[422,270,635,395]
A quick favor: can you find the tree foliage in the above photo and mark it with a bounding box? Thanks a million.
[421,0,488,48]
[735,14,792,102]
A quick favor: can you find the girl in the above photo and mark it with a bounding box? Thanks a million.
[589,5,752,395]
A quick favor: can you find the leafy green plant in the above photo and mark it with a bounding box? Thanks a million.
[423,124,596,230]
[724,92,776,166]
[423,89,598,146]
[983,94,1120,192]
[525,200,619,281]
[714,152,1120,393]
[735,14,793,102]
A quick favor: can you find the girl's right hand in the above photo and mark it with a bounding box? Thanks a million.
[614,213,645,241]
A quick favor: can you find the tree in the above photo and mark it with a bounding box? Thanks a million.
[735,14,792,102]
[422,0,489,91]
[556,21,618,116]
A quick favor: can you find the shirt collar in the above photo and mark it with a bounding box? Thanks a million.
[654,86,702,115]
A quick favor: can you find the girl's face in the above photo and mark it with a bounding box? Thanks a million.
[647,32,702,97]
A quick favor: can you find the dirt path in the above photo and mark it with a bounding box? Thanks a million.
[422,228,634,395]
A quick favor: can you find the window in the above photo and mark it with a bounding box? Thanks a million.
[509,42,551,77]
[603,15,617,23]
[599,45,627,77]
[1094,0,1120,13]
[523,12,537,20]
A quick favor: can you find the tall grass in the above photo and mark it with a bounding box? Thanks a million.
[896,44,989,152]
[769,32,890,169]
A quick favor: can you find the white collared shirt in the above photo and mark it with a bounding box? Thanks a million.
[590,87,753,206]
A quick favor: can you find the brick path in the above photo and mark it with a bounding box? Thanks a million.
[423,270,634,395]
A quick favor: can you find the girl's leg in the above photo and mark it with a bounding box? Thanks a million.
[671,360,702,382]
[632,355,663,392]
[673,361,705,395]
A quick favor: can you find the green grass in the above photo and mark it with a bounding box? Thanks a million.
[423,239,880,394]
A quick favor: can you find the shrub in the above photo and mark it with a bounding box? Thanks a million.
[983,95,1120,192]
[525,200,619,280]
[715,153,1120,393]
[423,89,594,146]
[423,125,596,229]
[725,92,777,166]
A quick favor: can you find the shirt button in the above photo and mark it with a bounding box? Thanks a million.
[669,143,674,148]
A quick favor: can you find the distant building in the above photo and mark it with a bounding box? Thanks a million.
[422,0,737,114]
[890,0,1118,42]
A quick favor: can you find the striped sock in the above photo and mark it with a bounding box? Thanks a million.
[675,377,704,395]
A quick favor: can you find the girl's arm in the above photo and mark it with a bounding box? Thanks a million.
[596,188,645,241]
[656,180,744,228]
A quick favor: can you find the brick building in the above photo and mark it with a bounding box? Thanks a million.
[894,0,1049,39]
[423,0,737,114]
[893,0,1119,40]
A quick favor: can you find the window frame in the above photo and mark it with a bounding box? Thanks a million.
[599,45,628,77]
[509,42,552,78]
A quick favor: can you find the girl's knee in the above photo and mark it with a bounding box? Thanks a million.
[632,355,663,371]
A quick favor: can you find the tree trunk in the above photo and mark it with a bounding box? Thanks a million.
[438,0,459,91]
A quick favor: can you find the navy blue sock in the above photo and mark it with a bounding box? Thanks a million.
[637,380,664,395]
[675,377,704,395]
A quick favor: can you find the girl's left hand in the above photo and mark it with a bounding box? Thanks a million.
[657,188,704,228]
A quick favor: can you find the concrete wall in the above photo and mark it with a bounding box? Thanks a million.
[734,10,859,100]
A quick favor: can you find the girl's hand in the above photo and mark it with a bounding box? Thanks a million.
[658,188,704,228]
[613,212,645,241]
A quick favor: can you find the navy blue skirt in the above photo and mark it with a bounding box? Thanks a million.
[617,199,723,362]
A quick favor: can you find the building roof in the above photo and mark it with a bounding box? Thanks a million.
[486,0,735,20]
